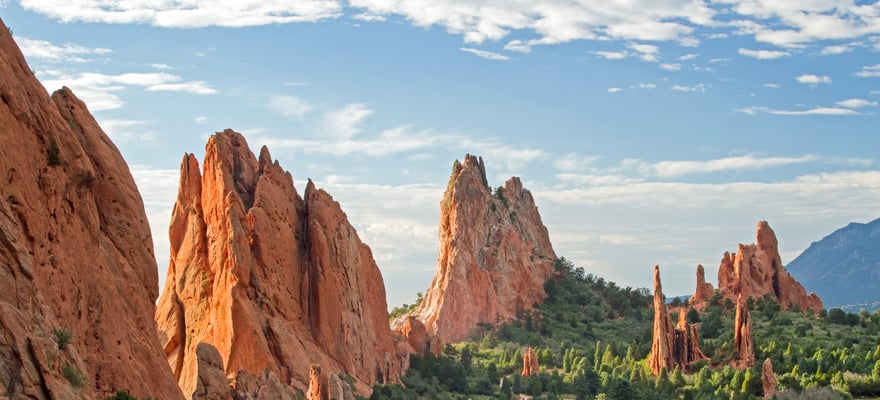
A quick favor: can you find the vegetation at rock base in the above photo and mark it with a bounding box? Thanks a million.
[390,292,424,320]
[380,258,880,399]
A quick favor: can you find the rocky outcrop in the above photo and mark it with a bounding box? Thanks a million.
[689,264,715,310]
[649,266,708,375]
[0,20,183,400]
[154,131,403,396]
[762,358,777,399]
[230,369,297,400]
[328,372,355,400]
[194,343,230,400]
[395,154,557,345]
[395,315,441,356]
[307,365,329,400]
[521,347,539,377]
[733,295,755,369]
[694,221,823,313]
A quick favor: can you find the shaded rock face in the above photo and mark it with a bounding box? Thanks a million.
[521,347,539,377]
[154,131,402,396]
[0,20,182,400]
[689,264,715,310]
[762,358,777,400]
[695,221,823,313]
[396,154,557,345]
[395,315,441,356]
[649,266,708,375]
[733,295,755,369]
[194,343,230,400]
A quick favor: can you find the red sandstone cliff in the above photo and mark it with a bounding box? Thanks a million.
[0,20,183,399]
[394,155,557,346]
[154,131,403,397]
[691,221,823,313]
[649,266,707,375]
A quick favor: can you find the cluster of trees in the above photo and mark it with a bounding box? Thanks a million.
[376,258,880,399]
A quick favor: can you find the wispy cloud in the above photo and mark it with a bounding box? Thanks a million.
[150,63,173,70]
[738,106,858,116]
[820,44,854,55]
[18,37,111,63]
[659,63,681,71]
[593,50,628,60]
[194,116,209,124]
[738,48,790,60]
[607,87,623,93]
[39,71,218,110]
[671,83,707,92]
[268,95,313,120]
[146,81,217,94]
[652,154,816,177]
[855,64,880,78]
[836,98,878,109]
[325,103,374,139]
[627,43,660,62]
[19,0,342,27]
[763,83,780,88]
[796,74,832,85]
[678,53,698,61]
[99,119,156,142]
[460,47,509,61]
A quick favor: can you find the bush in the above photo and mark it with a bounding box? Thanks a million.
[53,328,74,350]
[106,390,137,400]
[62,363,85,388]
[48,140,62,166]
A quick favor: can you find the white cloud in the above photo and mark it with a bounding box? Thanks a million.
[150,63,173,70]
[737,48,790,60]
[17,37,111,63]
[652,154,816,177]
[607,87,623,93]
[671,83,707,92]
[553,153,601,172]
[738,106,859,116]
[146,81,217,94]
[19,0,343,27]
[352,13,386,22]
[268,95,313,120]
[460,47,510,61]
[763,83,780,88]
[593,50,629,60]
[708,57,731,63]
[194,116,209,124]
[99,119,156,142]
[836,98,879,109]
[677,53,698,61]
[795,74,832,85]
[820,44,853,55]
[855,64,880,78]
[633,83,656,89]
[40,71,217,110]
[659,63,681,71]
[325,103,373,139]
[627,42,660,62]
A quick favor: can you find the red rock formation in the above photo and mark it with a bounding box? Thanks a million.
[397,155,557,345]
[649,266,708,375]
[0,20,182,400]
[328,372,355,400]
[710,221,823,313]
[689,264,715,310]
[395,315,441,356]
[733,295,755,369]
[762,358,777,399]
[154,131,403,396]
[307,365,329,400]
[521,347,539,377]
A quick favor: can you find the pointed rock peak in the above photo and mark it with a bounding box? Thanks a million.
[653,265,663,295]
[756,220,778,250]
[449,153,489,190]
[258,145,273,170]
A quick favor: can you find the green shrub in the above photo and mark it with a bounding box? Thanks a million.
[61,363,85,388]
[53,328,74,350]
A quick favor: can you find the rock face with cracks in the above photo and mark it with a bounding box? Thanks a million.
[394,154,557,346]
[154,130,404,397]
[762,358,778,399]
[733,294,756,369]
[649,266,708,375]
[697,221,823,313]
[0,20,183,400]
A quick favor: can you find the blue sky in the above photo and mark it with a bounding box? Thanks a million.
[4,0,880,307]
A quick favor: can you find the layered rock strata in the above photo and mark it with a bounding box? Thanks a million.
[394,155,557,346]
[154,131,403,396]
[0,19,182,399]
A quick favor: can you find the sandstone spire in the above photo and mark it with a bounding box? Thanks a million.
[689,264,715,309]
[649,266,708,375]
[733,294,755,368]
[155,130,404,396]
[395,154,557,346]
[694,221,823,313]
[521,347,539,377]
[762,358,778,399]
[0,19,182,399]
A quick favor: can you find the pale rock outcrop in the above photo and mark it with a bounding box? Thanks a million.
[689,264,715,310]
[733,295,755,369]
[649,266,708,375]
[193,343,230,400]
[521,347,539,377]
[155,131,402,396]
[328,373,355,400]
[0,19,182,400]
[307,365,328,400]
[230,369,297,400]
[395,155,557,345]
[708,222,823,313]
[762,358,778,399]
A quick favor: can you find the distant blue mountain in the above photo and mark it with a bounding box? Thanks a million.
[786,218,880,312]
